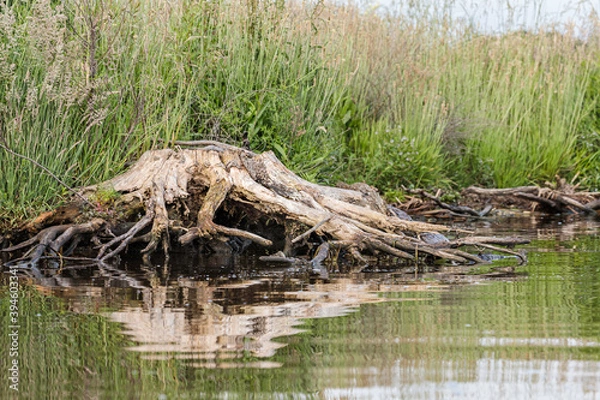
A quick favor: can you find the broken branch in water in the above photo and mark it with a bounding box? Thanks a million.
[409,188,487,217]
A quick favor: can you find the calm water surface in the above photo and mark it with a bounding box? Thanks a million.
[1,216,600,399]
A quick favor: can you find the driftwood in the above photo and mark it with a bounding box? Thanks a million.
[464,183,600,216]
[2,142,527,272]
[404,178,600,219]
[408,189,492,218]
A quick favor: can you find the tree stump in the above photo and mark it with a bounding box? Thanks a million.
[2,141,528,270]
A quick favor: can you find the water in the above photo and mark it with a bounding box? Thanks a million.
[1,216,600,399]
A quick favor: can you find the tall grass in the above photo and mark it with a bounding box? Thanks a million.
[328,4,596,189]
[441,30,594,187]
[0,0,598,224]
[0,0,192,219]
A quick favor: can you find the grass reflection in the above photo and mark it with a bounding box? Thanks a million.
[0,234,599,399]
[0,285,188,399]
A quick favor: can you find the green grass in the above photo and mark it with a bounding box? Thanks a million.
[1,0,599,224]
[444,31,593,187]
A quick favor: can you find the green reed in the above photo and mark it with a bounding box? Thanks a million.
[333,4,597,189]
[0,0,598,224]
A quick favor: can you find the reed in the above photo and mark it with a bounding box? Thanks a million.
[329,3,597,189]
[0,0,598,223]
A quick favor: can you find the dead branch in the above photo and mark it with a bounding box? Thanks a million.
[259,252,298,264]
[410,189,483,217]
[475,243,527,263]
[292,217,331,244]
[449,236,530,247]
[463,186,541,196]
[464,184,599,216]
[515,192,562,211]
[586,198,600,210]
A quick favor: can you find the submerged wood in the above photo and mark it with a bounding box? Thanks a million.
[2,142,527,271]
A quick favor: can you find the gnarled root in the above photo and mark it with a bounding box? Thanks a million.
[3,142,528,273]
[3,218,105,267]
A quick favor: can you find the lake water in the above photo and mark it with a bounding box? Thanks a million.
[1,215,599,399]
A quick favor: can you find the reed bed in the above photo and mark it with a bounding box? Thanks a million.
[1,0,598,223]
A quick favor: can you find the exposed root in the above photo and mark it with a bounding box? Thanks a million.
[3,218,105,267]
[310,242,330,279]
[142,181,170,255]
[97,207,154,261]
[438,249,484,264]
[365,238,416,261]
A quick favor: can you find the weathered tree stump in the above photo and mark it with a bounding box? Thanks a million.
[2,141,528,270]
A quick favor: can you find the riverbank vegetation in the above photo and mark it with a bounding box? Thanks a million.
[1,0,599,225]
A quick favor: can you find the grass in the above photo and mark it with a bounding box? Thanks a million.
[0,0,599,224]
[0,283,189,399]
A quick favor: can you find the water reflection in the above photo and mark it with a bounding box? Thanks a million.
[323,359,600,400]
[52,274,447,366]
[468,214,600,241]
[1,215,600,399]
[109,280,378,361]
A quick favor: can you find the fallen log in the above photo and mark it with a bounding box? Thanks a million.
[463,183,600,216]
[2,142,527,271]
